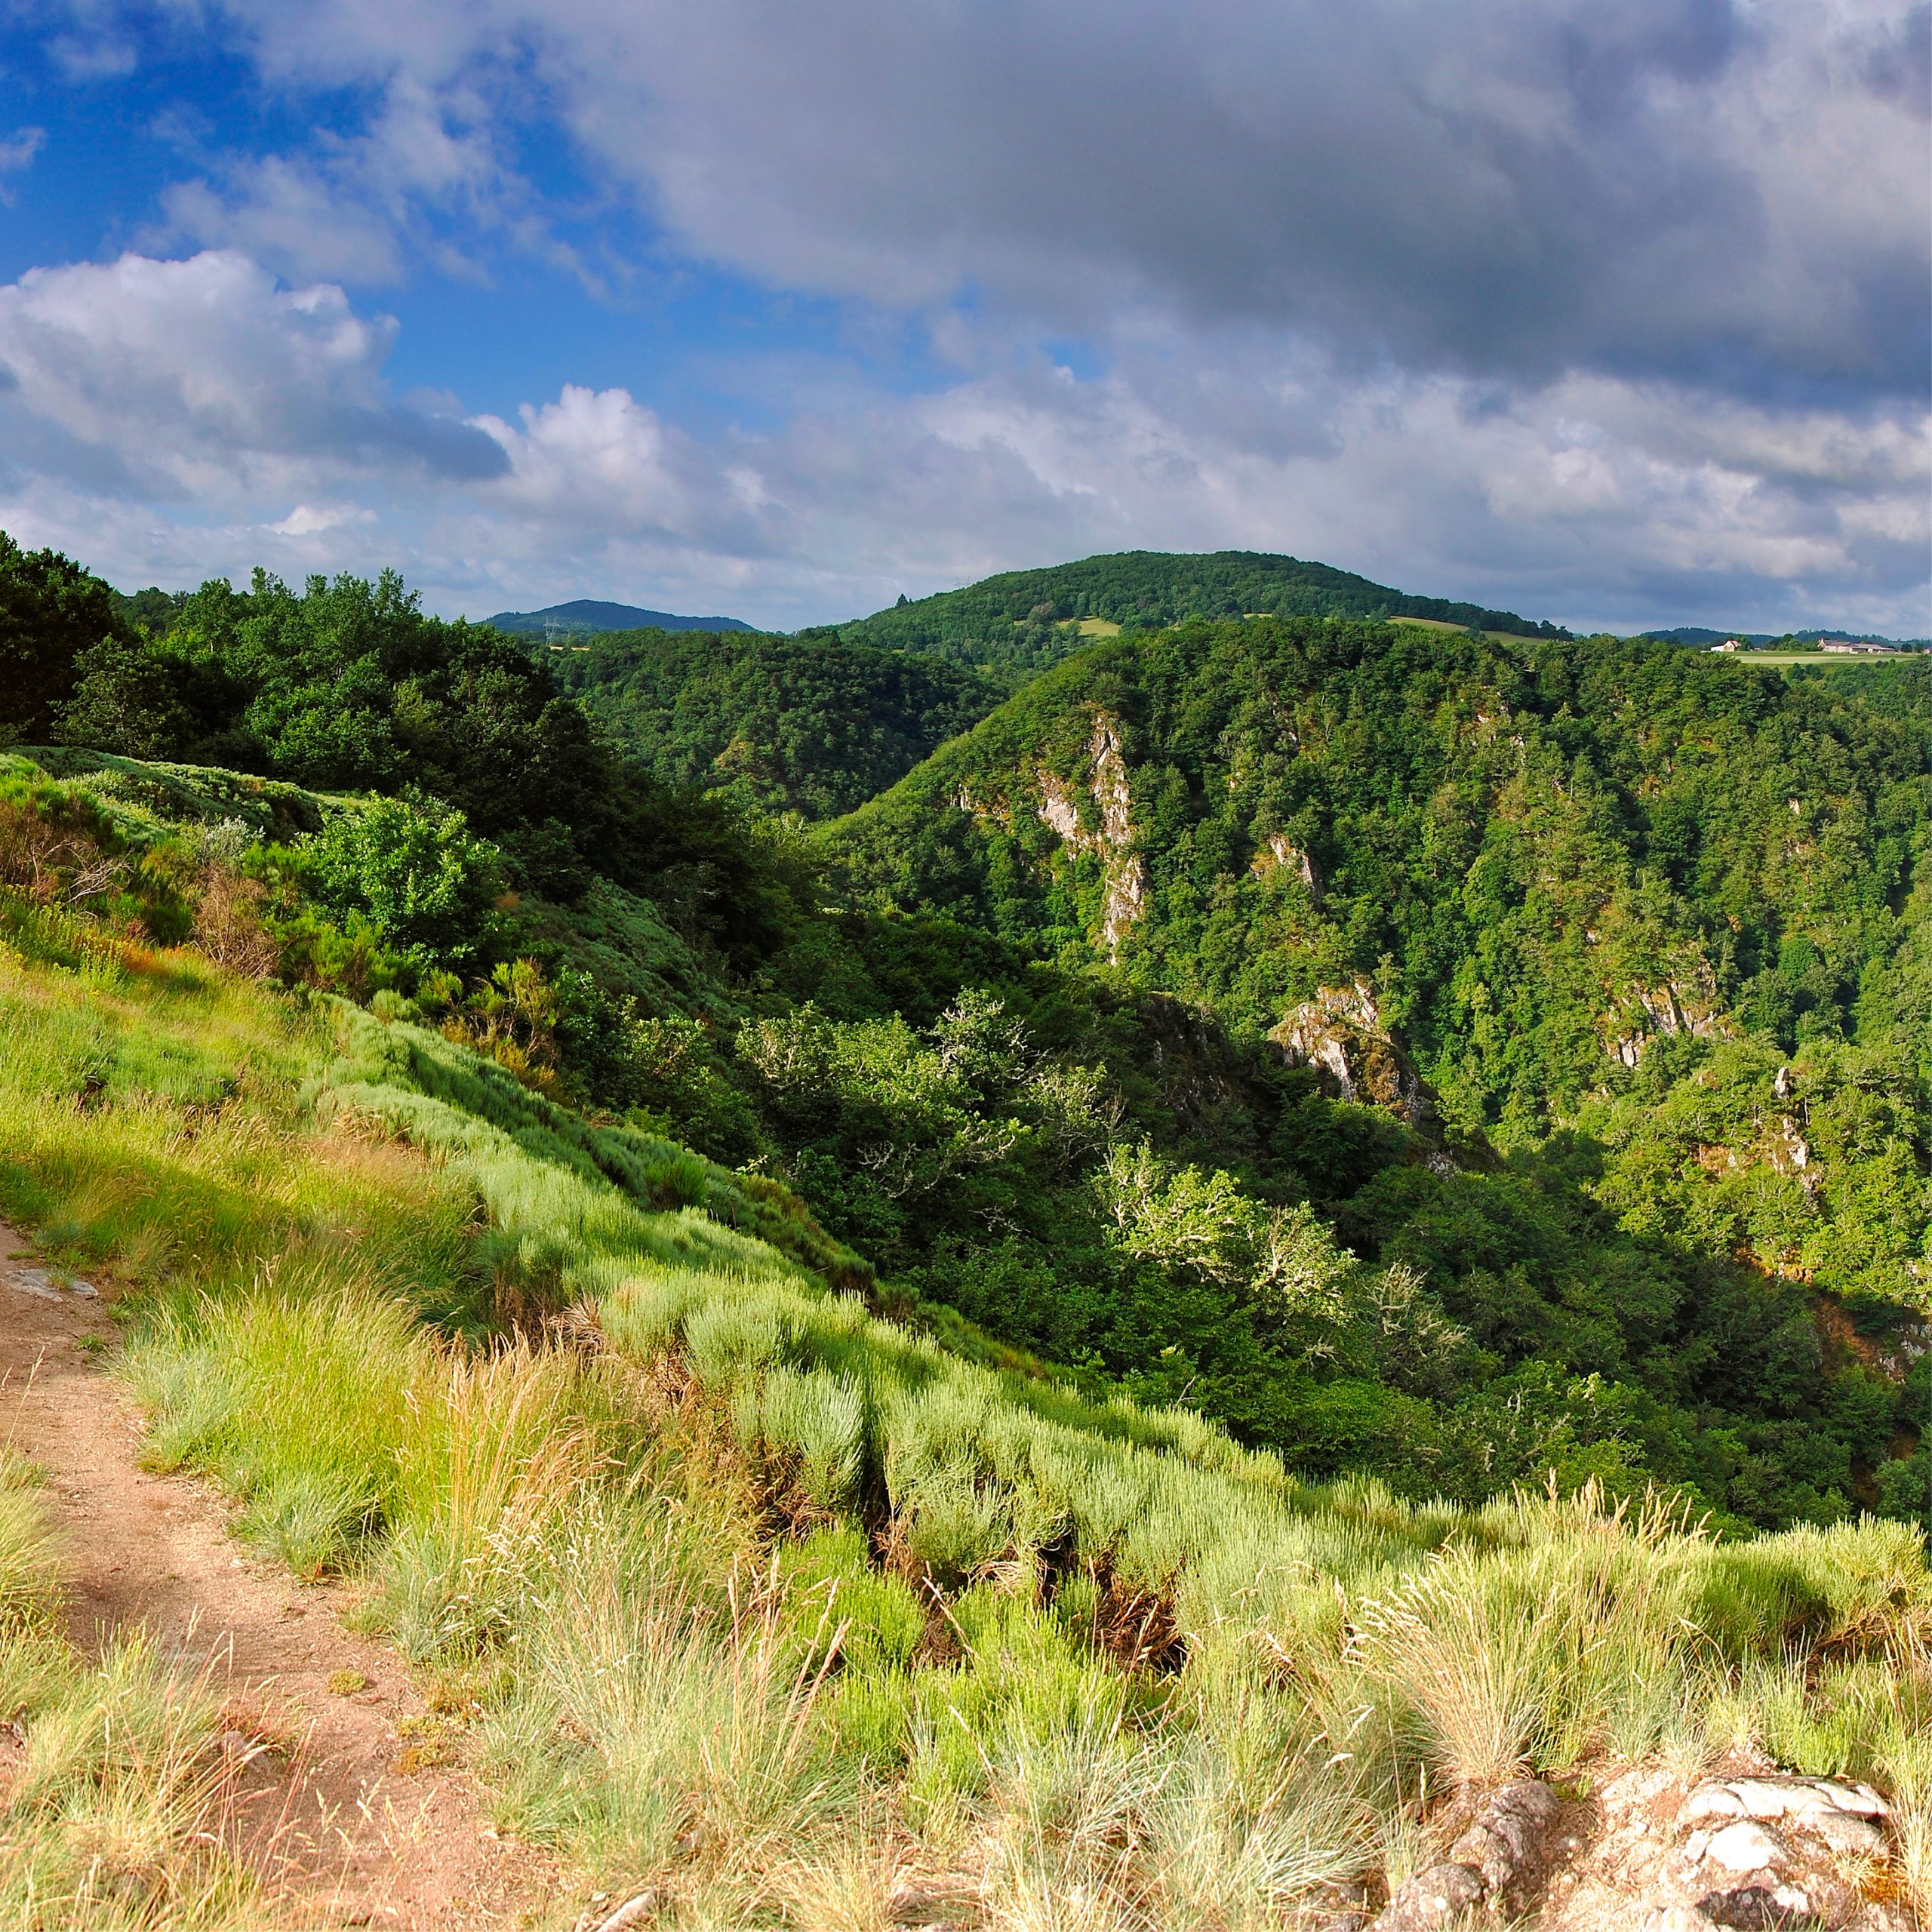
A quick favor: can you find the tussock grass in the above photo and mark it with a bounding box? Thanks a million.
[2,896,1929,1924]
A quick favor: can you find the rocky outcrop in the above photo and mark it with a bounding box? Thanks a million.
[1251,831,1324,903]
[1269,981,1430,1124]
[1361,1764,1912,1932]
[1030,712,1146,962]
[1604,968,1729,1068]
[1543,1767,1909,1932]
[1371,1781,1561,1930]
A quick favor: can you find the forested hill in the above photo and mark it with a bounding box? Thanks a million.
[485,598,755,637]
[823,549,1571,679]
[540,627,1003,819]
[833,620,1930,1119]
[831,620,1932,1283]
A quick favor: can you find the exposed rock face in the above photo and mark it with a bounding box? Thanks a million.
[1371,1781,1561,1930]
[1029,712,1146,962]
[1541,1767,1906,1932]
[1604,968,1728,1068]
[1362,1764,1910,1932]
[1766,1113,1812,1175]
[1269,980,1429,1124]
[1251,831,1324,903]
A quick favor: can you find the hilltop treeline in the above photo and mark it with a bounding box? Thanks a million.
[823,548,1571,678]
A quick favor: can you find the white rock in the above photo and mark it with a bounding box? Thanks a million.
[1727,1775,1889,1823]
[1644,1906,1718,1932]
[1702,1820,1786,1873]
[1813,1778,1890,1819]
[1801,1809,1887,1857]
[1604,1766,1675,1814]
[1678,1785,1747,1826]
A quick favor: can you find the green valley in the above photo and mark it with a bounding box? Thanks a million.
[0,527,1927,1927]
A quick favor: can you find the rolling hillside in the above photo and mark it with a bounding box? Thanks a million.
[8,531,1932,1534]
[2,826,1926,1926]
[822,548,1571,679]
[3,527,1931,1924]
[829,617,1932,1360]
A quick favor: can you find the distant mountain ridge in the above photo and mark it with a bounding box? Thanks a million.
[484,598,755,636]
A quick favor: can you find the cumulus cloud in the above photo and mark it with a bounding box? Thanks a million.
[0,245,1923,631]
[472,385,781,552]
[0,251,507,496]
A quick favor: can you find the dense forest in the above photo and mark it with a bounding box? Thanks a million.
[4,529,1928,1540]
[823,549,1571,680]
[540,626,1003,818]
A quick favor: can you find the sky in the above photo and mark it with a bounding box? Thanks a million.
[0,1,1926,635]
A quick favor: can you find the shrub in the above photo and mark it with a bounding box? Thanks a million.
[306,792,503,968]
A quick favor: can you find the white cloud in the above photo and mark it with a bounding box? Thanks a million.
[158,162,408,285]
[262,500,376,536]
[45,32,137,79]
[0,248,1923,632]
[0,251,506,500]
[0,128,46,173]
[472,385,781,553]
[151,74,565,288]
[0,128,46,206]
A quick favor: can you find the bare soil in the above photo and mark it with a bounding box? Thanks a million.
[0,1219,568,1930]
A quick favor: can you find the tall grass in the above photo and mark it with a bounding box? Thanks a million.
[2,897,1929,1924]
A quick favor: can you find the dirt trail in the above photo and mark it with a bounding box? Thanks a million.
[0,1220,565,1930]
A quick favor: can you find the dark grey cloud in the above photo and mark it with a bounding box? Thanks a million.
[202,0,1927,402]
[1857,4,1931,115]
[361,405,508,478]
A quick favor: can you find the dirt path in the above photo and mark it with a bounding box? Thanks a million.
[0,1220,567,1930]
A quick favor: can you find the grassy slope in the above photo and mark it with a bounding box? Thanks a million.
[2,891,1928,1922]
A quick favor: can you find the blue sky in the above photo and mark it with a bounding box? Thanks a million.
[0,0,1926,635]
